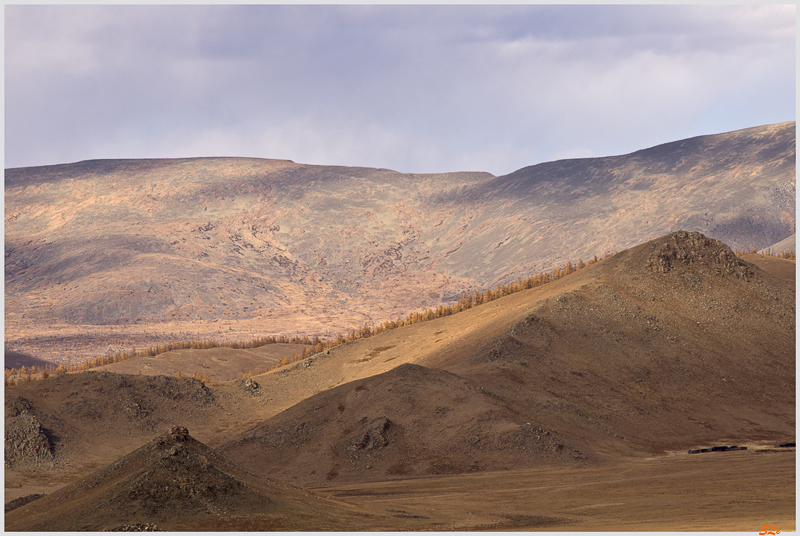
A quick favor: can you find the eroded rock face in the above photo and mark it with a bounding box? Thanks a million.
[645,230,752,279]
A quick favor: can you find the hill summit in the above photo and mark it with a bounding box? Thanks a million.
[644,230,752,277]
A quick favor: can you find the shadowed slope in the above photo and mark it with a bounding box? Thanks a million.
[434,231,795,456]
[217,363,587,486]
[4,426,373,531]
[4,350,54,371]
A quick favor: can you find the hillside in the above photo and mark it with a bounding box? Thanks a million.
[92,342,311,382]
[217,363,587,487]
[5,231,795,529]
[215,231,795,485]
[4,426,385,531]
[4,122,795,365]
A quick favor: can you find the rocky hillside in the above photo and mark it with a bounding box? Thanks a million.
[4,425,380,531]
[5,122,795,363]
[217,363,587,486]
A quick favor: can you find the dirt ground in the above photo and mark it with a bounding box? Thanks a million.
[315,445,795,531]
[7,442,793,531]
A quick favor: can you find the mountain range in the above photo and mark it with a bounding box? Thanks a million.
[4,121,795,365]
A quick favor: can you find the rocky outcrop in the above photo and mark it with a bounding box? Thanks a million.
[350,417,392,451]
[645,230,753,279]
[5,400,54,468]
[235,377,261,395]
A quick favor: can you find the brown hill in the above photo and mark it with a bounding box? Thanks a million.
[217,363,586,487]
[216,231,794,485]
[5,123,795,365]
[4,425,380,531]
[3,369,314,504]
[5,372,219,472]
[433,231,795,456]
[742,252,795,282]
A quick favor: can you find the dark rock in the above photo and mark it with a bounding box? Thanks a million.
[351,417,391,450]
[107,522,160,531]
[5,493,46,513]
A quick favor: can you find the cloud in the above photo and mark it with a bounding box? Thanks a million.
[4,5,795,175]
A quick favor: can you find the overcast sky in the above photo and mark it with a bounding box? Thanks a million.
[4,4,795,175]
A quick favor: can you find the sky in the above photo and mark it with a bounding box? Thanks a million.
[4,4,796,176]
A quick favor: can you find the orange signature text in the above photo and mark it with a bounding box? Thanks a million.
[760,525,780,535]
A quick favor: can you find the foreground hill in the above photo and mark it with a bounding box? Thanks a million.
[5,426,382,531]
[5,122,795,364]
[5,372,220,471]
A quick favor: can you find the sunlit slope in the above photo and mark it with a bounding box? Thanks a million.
[94,342,310,382]
[6,122,794,354]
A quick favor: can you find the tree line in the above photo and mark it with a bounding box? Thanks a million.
[5,254,612,385]
[10,245,791,386]
[4,334,318,386]
[240,255,608,377]
[736,246,795,260]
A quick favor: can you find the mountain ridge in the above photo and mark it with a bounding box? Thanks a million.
[4,122,795,364]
